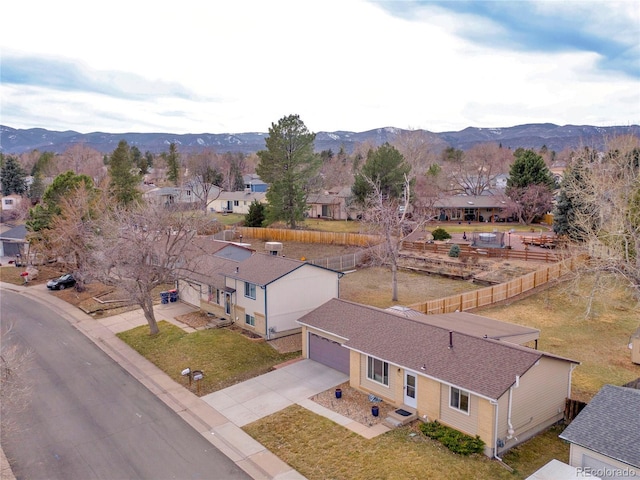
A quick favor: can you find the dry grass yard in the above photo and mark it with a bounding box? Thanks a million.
[340,266,482,309]
[474,272,640,402]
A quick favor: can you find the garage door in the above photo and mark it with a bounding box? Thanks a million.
[309,333,349,374]
[179,281,201,307]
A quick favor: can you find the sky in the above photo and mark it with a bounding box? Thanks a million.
[1,0,639,135]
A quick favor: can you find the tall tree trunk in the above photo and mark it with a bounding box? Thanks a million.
[141,294,159,335]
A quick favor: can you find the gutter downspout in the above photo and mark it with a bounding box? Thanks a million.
[506,375,520,441]
[568,364,577,398]
[262,285,268,340]
[491,399,501,460]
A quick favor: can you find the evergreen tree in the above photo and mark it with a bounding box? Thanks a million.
[352,143,412,204]
[553,158,595,239]
[256,114,320,228]
[506,149,555,191]
[166,143,180,185]
[108,140,141,207]
[1,156,28,196]
[28,171,46,203]
[245,200,266,227]
[27,171,94,232]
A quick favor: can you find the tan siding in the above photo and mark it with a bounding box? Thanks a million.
[417,376,441,422]
[357,353,395,404]
[510,358,569,439]
[201,302,224,317]
[570,445,640,476]
[439,386,479,436]
[477,398,496,447]
[393,368,405,404]
[254,312,266,336]
[349,351,360,388]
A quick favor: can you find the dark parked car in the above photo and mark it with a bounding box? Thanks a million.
[46,274,76,290]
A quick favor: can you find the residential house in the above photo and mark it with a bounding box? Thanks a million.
[243,174,268,193]
[559,385,640,478]
[176,239,254,311]
[178,241,342,339]
[207,191,266,215]
[306,187,352,221]
[433,194,513,223]
[143,186,198,207]
[298,298,579,458]
[1,194,22,212]
[0,224,28,258]
[220,253,342,339]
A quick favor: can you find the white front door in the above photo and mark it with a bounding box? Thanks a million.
[404,371,417,408]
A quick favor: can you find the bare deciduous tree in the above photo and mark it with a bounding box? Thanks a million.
[557,135,640,304]
[185,150,224,212]
[442,143,511,196]
[90,203,213,335]
[360,174,421,302]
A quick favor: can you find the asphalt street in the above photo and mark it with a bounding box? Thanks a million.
[0,289,250,480]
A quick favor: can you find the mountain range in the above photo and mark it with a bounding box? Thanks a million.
[1,123,638,156]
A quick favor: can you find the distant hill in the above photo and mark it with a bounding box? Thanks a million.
[1,123,638,156]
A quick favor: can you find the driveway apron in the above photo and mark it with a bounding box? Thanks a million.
[202,359,348,427]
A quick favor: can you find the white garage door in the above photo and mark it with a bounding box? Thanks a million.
[179,281,201,307]
[309,333,349,374]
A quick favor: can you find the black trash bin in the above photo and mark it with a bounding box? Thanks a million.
[169,289,178,302]
[371,405,379,417]
[160,291,169,304]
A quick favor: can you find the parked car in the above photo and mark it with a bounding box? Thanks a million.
[47,274,76,290]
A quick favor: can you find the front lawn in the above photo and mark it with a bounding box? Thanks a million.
[116,321,299,395]
[243,405,568,480]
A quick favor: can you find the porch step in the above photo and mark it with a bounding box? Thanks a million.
[383,407,418,428]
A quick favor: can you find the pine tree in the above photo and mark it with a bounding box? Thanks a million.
[166,143,180,186]
[1,157,27,196]
[245,200,266,227]
[256,114,320,228]
[108,140,141,207]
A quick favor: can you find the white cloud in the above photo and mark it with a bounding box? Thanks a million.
[1,0,638,134]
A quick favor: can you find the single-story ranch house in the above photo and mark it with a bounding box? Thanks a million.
[298,298,579,458]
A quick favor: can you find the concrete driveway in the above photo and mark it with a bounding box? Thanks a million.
[202,359,348,427]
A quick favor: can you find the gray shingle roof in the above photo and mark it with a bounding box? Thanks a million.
[223,253,314,286]
[298,298,577,400]
[385,308,539,343]
[559,385,640,468]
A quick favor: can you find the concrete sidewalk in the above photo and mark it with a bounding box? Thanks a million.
[1,282,307,480]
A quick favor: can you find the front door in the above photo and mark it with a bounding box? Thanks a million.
[404,371,417,408]
[224,292,231,315]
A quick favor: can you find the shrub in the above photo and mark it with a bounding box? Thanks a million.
[448,244,460,258]
[420,421,485,455]
[431,227,451,241]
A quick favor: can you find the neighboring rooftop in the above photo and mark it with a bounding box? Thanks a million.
[560,385,640,468]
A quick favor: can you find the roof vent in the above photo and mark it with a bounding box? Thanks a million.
[449,331,453,349]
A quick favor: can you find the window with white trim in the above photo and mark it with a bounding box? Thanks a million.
[450,387,470,413]
[244,282,256,299]
[367,356,389,386]
[245,314,255,326]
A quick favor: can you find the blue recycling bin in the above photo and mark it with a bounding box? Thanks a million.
[160,291,169,304]
[169,289,178,302]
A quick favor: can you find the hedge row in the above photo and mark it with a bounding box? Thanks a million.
[420,421,485,455]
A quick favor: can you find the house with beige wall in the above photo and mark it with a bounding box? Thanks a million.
[207,191,266,215]
[178,241,342,340]
[298,298,579,458]
[220,253,342,339]
[559,385,640,478]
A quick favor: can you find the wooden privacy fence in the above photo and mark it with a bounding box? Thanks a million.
[564,398,587,424]
[408,257,579,314]
[226,227,381,247]
[402,241,560,263]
